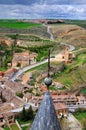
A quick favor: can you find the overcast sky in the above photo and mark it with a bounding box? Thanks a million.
[0,0,86,19]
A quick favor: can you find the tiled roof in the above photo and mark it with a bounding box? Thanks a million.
[30,91,61,130]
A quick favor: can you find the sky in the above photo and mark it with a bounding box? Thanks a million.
[0,0,86,19]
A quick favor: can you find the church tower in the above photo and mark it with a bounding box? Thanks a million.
[30,50,61,130]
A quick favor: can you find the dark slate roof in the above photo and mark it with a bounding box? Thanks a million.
[30,91,61,130]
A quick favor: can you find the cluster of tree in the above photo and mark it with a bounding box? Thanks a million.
[19,106,35,122]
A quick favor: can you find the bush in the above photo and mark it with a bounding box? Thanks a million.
[16,92,23,98]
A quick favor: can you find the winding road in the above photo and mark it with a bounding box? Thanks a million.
[10,25,75,82]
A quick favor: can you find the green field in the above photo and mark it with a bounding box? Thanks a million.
[0,21,41,29]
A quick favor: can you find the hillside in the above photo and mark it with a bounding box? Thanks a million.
[50,24,86,48]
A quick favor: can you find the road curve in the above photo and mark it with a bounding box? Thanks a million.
[10,59,48,81]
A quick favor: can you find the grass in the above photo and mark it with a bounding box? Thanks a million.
[17,119,32,130]
[17,119,32,125]
[10,124,20,130]
[22,126,29,130]
[73,111,86,121]
[4,126,10,130]
[80,88,86,94]
[0,21,41,29]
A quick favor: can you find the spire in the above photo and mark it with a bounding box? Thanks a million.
[48,49,50,77]
[30,50,61,130]
[30,91,61,130]
[44,50,52,90]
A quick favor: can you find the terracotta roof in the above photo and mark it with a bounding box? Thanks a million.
[5,68,15,75]
[2,89,14,101]
[54,103,67,110]
[9,96,24,108]
[3,112,14,118]
[0,103,13,114]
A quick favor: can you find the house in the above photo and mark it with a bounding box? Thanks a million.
[77,95,86,104]
[12,51,37,68]
[23,93,32,102]
[54,103,68,118]
[52,93,78,105]
[3,112,14,124]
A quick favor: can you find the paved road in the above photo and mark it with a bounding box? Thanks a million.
[10,59,48,81]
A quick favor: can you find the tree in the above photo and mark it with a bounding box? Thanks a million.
[20,106,27,121]
[26,106,34,120]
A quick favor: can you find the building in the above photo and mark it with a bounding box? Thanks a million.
[4,68,16,79]
[12,51,37,68]
[54,103,68,118]
[52,93,78,105]
[23,93,32,102]
[3,112,14,124]
[62,47,73,63]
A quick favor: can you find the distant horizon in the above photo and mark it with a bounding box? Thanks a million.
[0,18,86,21]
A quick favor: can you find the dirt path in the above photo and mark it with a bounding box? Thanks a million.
[67,113,82,130]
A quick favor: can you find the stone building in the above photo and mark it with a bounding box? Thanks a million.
[62,47,73,63]
[12,51,37,68]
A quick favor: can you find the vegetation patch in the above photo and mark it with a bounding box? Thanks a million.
[80,88,86,94]
[0,20,41,29]
[10,124,20,130]
[4,126,10,130]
